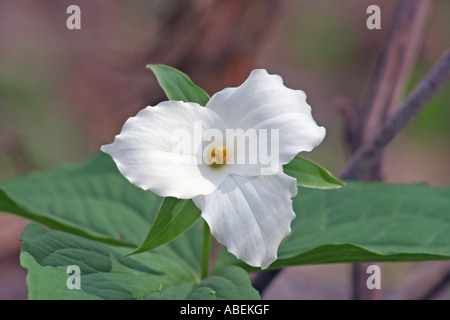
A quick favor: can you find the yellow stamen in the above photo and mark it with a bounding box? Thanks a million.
[210,147,227,167]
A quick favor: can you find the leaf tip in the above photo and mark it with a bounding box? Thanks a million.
[122,251,136,259]
[334,179,346,188]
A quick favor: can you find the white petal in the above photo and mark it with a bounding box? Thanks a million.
[101,101,228,199]
[205,69,326,175]
[193,170,297,269]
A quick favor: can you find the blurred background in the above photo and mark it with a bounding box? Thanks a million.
[0,0,448,299]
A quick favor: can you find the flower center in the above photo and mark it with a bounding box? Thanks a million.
[209,147,227,167]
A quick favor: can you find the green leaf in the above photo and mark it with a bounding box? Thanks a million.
[145,266,259,300]
[216,182,450,271]
[0,153,163,248]
[21,223,258,300]
[148,64,210,106]
[127,197,201,256]
[284,157,344,189]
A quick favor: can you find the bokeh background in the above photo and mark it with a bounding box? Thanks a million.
[0,0,449,299]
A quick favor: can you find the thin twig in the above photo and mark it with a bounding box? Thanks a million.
[339,49,450,180]
[348,1,433,298]
[351,263,382,300]
[351,0,433,150]
[420,270,450,300]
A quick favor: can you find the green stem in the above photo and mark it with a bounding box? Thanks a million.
[201,221,211,279]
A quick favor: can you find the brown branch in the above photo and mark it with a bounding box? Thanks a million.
[351,263,382,300]
[349,0,433,181]
[349,0,433,154]
[420,269,450,300]
[340,49,450,181]
[345,0,433,300]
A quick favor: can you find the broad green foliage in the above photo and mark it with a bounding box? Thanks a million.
[21,223,258,300]
[216,182,450,271]
[146,267,259,300]
[0,153,162,248]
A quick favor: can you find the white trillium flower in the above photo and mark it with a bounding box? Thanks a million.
[101,69,326,269]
